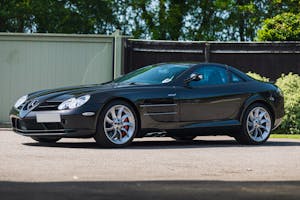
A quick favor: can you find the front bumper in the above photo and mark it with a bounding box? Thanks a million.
[10,104,103,138]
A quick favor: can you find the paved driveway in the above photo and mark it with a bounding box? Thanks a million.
[1,130,300,199]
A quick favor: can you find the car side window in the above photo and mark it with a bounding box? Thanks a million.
[230,72,245,83]
[189,66,229,87]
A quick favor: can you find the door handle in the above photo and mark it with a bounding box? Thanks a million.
[168,93,176,97]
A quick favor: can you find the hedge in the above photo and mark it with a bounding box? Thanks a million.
[247,72,300,134]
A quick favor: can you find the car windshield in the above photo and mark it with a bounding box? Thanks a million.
[113,64,190,85]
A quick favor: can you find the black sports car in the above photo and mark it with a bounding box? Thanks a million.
[10,63,284,147]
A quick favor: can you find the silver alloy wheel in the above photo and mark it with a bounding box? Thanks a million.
[246,106,271,142]
[103,104,135,145]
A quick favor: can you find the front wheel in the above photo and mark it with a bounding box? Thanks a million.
[235,103,273,145]
[94,100,139,148]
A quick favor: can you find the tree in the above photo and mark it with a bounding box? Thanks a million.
[0,0,116,34]
[117,0,291,41]
[0,0,300,41]
[182,0,226,41]
[224,0,264,41]
[31,0,116,34]
[0,0,32,32]
[257,12,300,41]
[117,0,190,40]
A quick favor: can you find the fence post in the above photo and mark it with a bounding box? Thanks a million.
[204,42,210,62]
[113,30,122,79]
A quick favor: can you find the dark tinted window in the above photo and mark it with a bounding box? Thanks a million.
[231,72,245,83]
[189,66,228,87]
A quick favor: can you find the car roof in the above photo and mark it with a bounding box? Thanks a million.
[155,62,228,68]
[155,62,253,81]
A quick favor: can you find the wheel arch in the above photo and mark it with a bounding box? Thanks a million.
[96,97,141,137]
[239,97,275,125]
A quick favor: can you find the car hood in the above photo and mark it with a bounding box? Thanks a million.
[27,82,137,102]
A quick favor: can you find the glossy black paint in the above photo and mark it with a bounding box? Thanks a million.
[10,63,284,139]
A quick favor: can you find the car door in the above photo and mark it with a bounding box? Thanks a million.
[139,86,178,120]
[178,65,246,124]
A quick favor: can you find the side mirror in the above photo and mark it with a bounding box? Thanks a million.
[184,73,203,84]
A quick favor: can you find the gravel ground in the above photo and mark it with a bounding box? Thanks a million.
[1,130,300,199]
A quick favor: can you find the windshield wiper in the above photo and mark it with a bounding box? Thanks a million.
[128,82,138,85]
[126,82,147,85]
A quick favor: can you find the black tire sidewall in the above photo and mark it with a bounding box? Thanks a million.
[94,100,139,147]
[240,103,273,145]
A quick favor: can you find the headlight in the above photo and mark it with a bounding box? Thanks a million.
[58,95,90,110]
[14,95,28,108]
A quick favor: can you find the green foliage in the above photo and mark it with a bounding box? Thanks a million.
[257,12,300,41]
[114,0,300,40]
[270,134,300,139]
[275,73,300,134]
[1,0,300,40]
[0,0,32,32]
[246,72,270,82]
[0,0,116,34]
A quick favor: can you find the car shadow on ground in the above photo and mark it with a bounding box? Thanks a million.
[22,137,300,149]
[0,180,299,200]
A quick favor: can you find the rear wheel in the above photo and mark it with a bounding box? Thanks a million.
[235,103,272,145]
[94,100,138,147]
[31,137,61,143]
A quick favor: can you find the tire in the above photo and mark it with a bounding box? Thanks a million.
[31,137,61,143]
[171,136,196,141]
[234,103,273,145]
[94,100,139,148]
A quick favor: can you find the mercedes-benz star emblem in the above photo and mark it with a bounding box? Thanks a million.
[27,99,39,110]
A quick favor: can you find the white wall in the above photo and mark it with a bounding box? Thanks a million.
[0,33,116,122]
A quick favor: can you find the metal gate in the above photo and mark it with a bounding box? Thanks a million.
[0,33,123,123]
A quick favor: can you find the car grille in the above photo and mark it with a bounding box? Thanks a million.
[33,101,61,111]
[11,118,64,131]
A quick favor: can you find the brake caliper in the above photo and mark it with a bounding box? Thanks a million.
[122,118,129,136]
